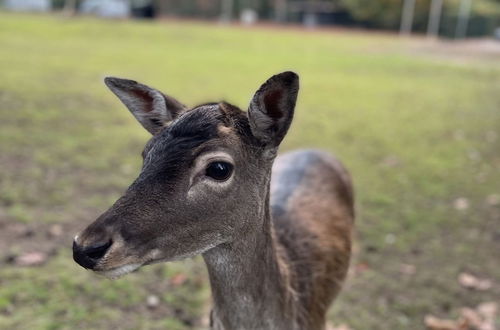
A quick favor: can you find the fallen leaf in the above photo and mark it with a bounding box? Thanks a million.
[458,273,492,291]
[48,224,63,238]
[453,198,469,211]
[424,315,468,330]
[326,323,353,330]
[354,262,370,274]
[146,294,160,308]
[15,252,48,266]
[460,307,482,329]
[486,194,500,206]
[477,301,497,320]
[170,273,187,287]
[460,302,498,330]
[476,302,498,330]
[427,302,498,330]
[400,263,417,275]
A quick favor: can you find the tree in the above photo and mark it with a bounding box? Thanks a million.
[339,0,432,30]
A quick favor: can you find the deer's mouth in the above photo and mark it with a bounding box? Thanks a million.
[95,263,143,279]
[91,246,174,278]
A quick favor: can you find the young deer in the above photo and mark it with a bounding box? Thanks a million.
[73,72,354,330]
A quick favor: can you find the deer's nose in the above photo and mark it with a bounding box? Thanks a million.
[73,239,112,269]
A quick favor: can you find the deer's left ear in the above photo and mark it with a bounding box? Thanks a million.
[104,77,187,135]
[248,71,299,148]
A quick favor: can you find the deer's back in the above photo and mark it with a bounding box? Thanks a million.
[270,149,354,329]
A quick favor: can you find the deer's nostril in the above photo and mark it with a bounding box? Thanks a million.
[84,240,113,260]
[73,239,112,269]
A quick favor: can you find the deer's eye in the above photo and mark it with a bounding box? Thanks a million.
[205,162,233,181]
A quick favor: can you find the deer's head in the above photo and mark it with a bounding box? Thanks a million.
[73,72,299,278]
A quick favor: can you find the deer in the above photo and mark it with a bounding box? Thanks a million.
[73,71,354,330]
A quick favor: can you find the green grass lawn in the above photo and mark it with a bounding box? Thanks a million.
[0,12,499,329]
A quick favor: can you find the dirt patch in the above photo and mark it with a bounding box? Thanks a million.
[408,39,500,63]
[0,209,88,266]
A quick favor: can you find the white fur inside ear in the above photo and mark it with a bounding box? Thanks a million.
[248,101,276,143]
[149,90,175,123]
[105,77,186,134]
[117,88,170,133]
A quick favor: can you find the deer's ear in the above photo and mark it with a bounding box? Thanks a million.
[248,71,299,148]
[104,77,187,135]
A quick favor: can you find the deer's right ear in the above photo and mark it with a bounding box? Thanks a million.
[104,77,187,135]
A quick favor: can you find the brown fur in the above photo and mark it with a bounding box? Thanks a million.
[73,72,354,330]
[271,151,354,329]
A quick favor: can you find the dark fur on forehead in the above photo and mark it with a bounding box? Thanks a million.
[137,106,222,186]
[218,102,261,147]
[178,102,260,147]
[168,104,222,139]
[141,103,260,171]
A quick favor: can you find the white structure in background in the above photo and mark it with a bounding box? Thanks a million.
[4,0,50,12]
[427,0,444,38]
[455,0,472,39]
[400,0,416,36]
[80,0,130,18]
[240,8,258,25]
[303,12,318,28]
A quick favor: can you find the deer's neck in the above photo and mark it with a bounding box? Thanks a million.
[202,189,295,330]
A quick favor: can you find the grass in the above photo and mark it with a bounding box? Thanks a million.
[0,12,499,329]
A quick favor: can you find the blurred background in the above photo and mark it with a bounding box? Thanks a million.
[0,1,499,329]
